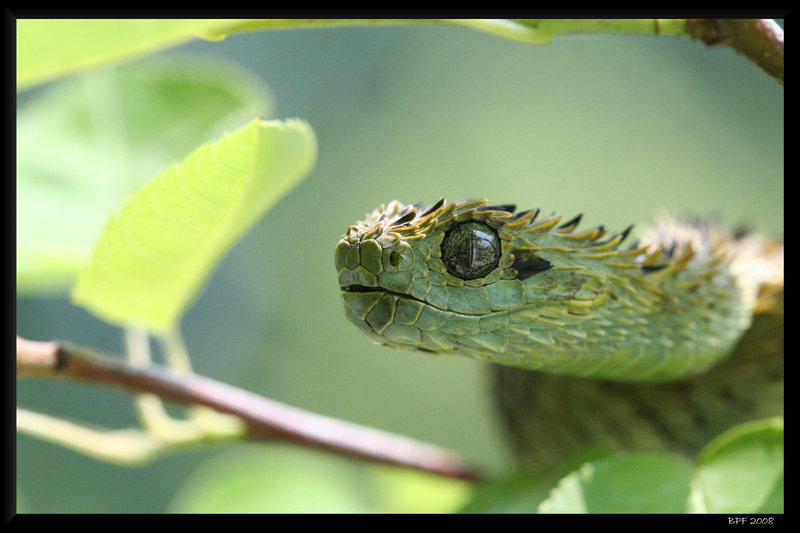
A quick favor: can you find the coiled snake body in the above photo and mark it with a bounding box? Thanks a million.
[336,199,783,472]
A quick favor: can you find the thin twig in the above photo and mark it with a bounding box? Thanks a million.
[688,19,784,86]
[16,336,483,481]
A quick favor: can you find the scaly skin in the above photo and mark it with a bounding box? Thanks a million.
[335,199,783,471]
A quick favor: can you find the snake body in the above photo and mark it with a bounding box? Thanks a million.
[336,199,783,471]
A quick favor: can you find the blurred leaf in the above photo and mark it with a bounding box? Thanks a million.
[168,445,474,513]
[367,465,473,513]
[168,445,371,513]
[16,19,247,90]
[690,417,783,513]
[71,117,316,333]
[538,453,693,513]
[458,470,551,513]
[17,57,273,294]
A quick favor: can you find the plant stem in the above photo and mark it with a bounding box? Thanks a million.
[17,408,166,465]
[688,19,784,86]
[16,336,483,481]
[203,19,783,85]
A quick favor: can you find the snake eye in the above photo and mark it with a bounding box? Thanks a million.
[441,222,501,280]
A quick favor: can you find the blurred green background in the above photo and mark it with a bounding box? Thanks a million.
[16,22,783,512]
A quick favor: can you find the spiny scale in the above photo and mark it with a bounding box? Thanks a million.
[336,198,772,382]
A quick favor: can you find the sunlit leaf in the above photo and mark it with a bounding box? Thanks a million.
[367,465,473,513]
[71,117,316,333]
[17,57,273,294]
[17,19,244,90]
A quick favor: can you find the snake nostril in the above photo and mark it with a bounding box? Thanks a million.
[389,250,402,267]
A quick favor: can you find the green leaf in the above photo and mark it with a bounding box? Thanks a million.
[17,19,248,90]
[168,445,371,513]
[538,453,693,513]
[168,445,472,513]
[71,117,316,333]
[457,470,552,513]
[17,57,273,294]
[367,465,473,513]
[690,417,783,513]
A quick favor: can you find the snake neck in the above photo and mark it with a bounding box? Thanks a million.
[491,288,784,475]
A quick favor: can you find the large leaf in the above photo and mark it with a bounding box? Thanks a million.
[71,117,317,333]
[16,57,272,294]
[690,417,783,513]
[16,19,244,90]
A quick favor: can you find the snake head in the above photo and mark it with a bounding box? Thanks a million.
[335,198,753,381]
[336,199,618,358]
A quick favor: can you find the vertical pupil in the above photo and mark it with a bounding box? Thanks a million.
[442,222,500,280]
[470,230,492,266]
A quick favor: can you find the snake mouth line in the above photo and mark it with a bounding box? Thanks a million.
[340,284,426,304]
[341,284,486,319]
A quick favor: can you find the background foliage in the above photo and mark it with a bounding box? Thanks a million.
[17,21,783,512]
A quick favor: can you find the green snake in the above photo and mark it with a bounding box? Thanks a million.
[335,199,783,472]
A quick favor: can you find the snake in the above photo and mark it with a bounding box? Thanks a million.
[335,198,783,473]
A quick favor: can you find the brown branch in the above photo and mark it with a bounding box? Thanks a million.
[688,19,784,86]
[16,336,483,482]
